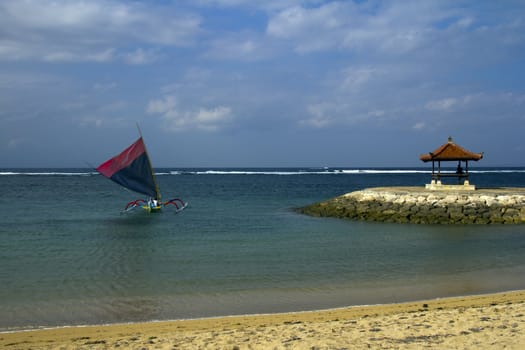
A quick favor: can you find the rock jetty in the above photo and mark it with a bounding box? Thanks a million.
[298,187,525,224]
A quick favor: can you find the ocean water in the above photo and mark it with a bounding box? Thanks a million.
[1,167,525,331]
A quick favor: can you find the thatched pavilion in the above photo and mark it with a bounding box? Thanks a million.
[420,137,483,189]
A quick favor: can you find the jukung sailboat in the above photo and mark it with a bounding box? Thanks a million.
[96,130,187,213]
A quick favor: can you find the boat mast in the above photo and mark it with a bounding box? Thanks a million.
[136,124,162,201]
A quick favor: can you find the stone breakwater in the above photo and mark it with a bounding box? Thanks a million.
[298,187,525,224]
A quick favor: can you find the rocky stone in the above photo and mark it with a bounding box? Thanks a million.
[297,187,525,225]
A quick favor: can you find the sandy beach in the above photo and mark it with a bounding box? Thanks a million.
[1,290,524,349]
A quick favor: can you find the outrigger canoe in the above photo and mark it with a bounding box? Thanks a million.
[96,129,187,214]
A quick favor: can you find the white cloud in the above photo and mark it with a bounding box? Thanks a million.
[267,2,349,53]
[147,95,177,115]
[340,67,381,91]
[195,106,231,123]
[78,117,104,128]
[368,110,385,118]
[300,103,334,128]
[191,0,318,12]
[147,95,233,131]
[43,48,116,63]
[416,92,525,132]
[0,0,201,62]
[123,48,160,65]
[266,1,474,55]
[424,93,525,114]
[425,97,458,111]
[205,33,271,61]
[412,121,426,130]
[0,1,522,167]
[93,82,117,91]
[76,115,128,128]
[456,16,474,29]
[301,101,388,129]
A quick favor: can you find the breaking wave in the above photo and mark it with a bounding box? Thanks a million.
[1,168,524,176]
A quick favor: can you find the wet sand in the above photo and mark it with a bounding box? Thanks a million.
[1,290,524,349]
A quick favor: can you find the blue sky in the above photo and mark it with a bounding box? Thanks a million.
[1,0,524,167]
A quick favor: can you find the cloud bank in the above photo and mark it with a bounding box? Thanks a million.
[1,0,524,166]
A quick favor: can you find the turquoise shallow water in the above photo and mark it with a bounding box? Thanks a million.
[1,167,525,330]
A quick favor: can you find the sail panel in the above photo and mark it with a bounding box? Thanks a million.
[96,138,157,198]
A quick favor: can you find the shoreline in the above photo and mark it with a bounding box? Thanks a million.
[2,290,524,349]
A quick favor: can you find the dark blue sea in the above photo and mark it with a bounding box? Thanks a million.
[1,167,525,331]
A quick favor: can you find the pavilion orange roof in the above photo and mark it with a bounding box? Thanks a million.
[419,137,483,162]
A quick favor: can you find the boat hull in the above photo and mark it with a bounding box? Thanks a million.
[141,205,162,213]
